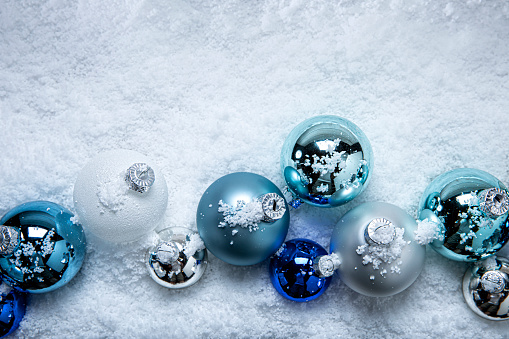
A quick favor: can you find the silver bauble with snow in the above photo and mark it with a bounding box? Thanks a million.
[73,150,168,243]
[330,202,425,297]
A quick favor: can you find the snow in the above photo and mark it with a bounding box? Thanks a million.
[1,0,509,337]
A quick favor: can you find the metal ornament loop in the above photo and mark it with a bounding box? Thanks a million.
[479,188,509,218]
[313,254,341,278]
[0,226,20,256]
[365,218,396,245]
[125,163,155,193]
[261,193,286,222]
[481,271,506,294]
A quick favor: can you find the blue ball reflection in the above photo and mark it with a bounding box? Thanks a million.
[0,282,26,338]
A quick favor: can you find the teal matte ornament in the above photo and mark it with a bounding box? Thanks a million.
[418,168,509,262]
[196,172,290,266]
[281,115,373,208]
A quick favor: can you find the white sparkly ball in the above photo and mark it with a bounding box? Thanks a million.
[73,150,168,243]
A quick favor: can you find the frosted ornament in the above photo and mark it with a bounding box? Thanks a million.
[463,256,509,320]
[418,168,509,262]
[0,281,26,338]
[196,172,290,266]
[73,150,168,243]
[0,201,86,293]
[146,227,207,289]
[269,239,338,302]
[330,202,425,297]
[281,115,373,208]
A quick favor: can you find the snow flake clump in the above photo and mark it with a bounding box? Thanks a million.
[356,227,408,278]
[96,172,129,212]
[218,199,264,232]
[183,233,205,258]
[414,218,445,245]
[304,138,347,176]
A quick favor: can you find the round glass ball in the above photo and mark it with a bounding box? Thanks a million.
[73,149,168,243]
[0,282,26,338]
[0,201,86,293]
[269,239,332,302]
[419,168,509,262]
[196,172,290,266]
[281,115,373,208]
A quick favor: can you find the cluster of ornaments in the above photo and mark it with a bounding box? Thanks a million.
[2,115,509,336]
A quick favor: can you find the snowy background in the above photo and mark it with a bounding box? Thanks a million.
[1,0,509,337]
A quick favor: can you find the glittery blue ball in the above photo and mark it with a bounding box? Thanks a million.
[0,201,87,293]
[269,239,332,302]
[0,282,26,338]
[281,115,373,208]
[419,168,509,262]
[196,172,290,266]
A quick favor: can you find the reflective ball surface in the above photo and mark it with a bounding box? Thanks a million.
[463,256,509,320]
[196,172,290,266]
[73,149,168,243]
[146,227,207,289]
[418,168,509,262]
[330,202,425,297]
[269,239,332,302]
[0,283,26,338]
[281,115,373,208]
[0,201,86,293]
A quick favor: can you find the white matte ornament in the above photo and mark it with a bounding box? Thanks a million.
[73,150,168,243]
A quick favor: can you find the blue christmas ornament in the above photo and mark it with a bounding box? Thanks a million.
[0,201,86,293]
[196,172,290,266]
[0,282,26,338]
[281,115,373,208]
[269,239,335,302]
[418,168,509,262]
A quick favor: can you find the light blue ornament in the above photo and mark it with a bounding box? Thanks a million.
[269,239,333,302]
[418,168,509,262]
[281,115,373,208]
[0,201,86,293]
[196,172,290,266]
[0,281,26,338]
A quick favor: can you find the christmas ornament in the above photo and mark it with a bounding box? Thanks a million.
[462,256,509,320]
[269,239,336,302]
[0,201,86,293]
[196,172,290,266]
[418,168,509,262]
[0,281,26,338]
[330,202,425,297]
[73,149,168,243]
[146,227,207,289]
[281,115,373,208]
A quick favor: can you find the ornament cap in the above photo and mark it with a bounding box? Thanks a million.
[481,270,506,294]
[125,163,155,193]
[479,188,509,218]
[365,218,395,245]
[0,225,20,256]
[155,241,180,265]
[261,193,286,222]
[313,253,341,278]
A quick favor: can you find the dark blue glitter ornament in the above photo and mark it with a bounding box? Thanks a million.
[0,281,26,338]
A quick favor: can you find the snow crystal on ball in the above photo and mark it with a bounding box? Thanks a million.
[183,233,206,258]
[217,199,264,232]
[414,218,445,245]
[96,172,129,212]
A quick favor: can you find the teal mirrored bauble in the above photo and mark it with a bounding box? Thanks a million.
[281,115,373,208]
[0,201,86,293]
[196,172,290,266]
[330,202,425,297]
[418,168,509,262]
[0,282,26,338]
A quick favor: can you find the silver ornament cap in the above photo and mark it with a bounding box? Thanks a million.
[365,218,396,245]
[125,163,155,193]
[0,225,20,256]
[313,254,341,278]
[261,193,286,222]
[479,188,509,218]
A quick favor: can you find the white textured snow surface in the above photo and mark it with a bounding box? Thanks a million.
[1,1,509,338]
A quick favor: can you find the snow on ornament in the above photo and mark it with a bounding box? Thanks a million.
[196,172,289,266]
[330,202,425,297]
[418,168,509,262]
[281,115,373,208]
[73,150,168,243]
[0,201,86,293]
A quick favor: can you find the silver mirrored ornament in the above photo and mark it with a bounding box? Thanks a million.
[281,115,373,208]
[462,256,509,320]
[418,168,509,262]
[330,202,425,297]
[146,227,207,289]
